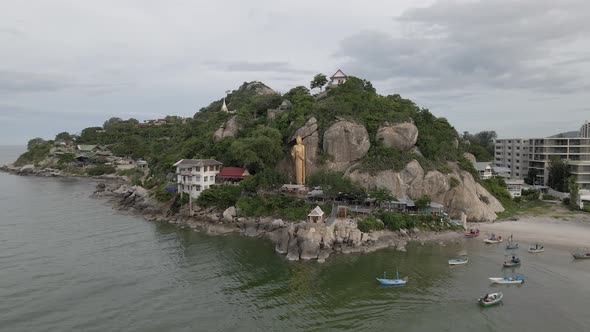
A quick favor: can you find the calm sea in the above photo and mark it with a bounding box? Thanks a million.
[1,146,589,331]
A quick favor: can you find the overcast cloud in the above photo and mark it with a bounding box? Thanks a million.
[1,0,589,145]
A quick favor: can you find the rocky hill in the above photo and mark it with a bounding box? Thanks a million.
[12,77,504,221]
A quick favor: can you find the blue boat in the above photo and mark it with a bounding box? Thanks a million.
[377,271,407,286]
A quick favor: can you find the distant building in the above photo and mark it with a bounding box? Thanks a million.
[220,98,230,113]
[495,120,590,190]
[143,119,167,126]
[174,159,222,198]
[581,120,590,138]
[217,167,250,183]
[505,179,525,198]
[472,161,510,179]
[329,69,347,86]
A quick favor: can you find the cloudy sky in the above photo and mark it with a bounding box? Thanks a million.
[2,0,590,145]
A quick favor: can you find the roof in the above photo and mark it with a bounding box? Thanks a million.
[308,206,324,217]
[218,167,250,178]
[77,144,97,152]
[472,162,492,171]
[173,159,222,167]
[549,130,580,138]
[389,197,415,207]
[330,69,347,79]
[429,202,444,209]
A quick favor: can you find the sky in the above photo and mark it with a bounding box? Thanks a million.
[1,0,590,145]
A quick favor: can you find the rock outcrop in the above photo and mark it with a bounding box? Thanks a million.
[376,122,419,152]
[291,117,320,174]
[213,115,239,141]
[323,120,370,171]
[463,153,476,163]
[348,161,504,221]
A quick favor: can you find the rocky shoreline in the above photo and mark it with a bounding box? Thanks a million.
[1,164,464,262]
[93,181,464,262]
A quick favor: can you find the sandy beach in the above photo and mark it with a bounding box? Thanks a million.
[473,210,590,251]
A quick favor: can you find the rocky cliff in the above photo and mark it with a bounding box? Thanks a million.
[347,161,504,221]
[322,120,370,171]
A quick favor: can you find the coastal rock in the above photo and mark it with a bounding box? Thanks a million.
[19,164,35,174]
[376,122,418,152]
[286,224,300,261]
[213,115,239,141]
[223,206,237,222]
[347,161,504,221]
[291,117,320,174]
[323,120,370,171]
[463,153,476,163]
[298,225,324,260]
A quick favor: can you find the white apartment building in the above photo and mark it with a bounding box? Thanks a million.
[174,159,222,198]
[495,121,590,190]
[494,139,529,179]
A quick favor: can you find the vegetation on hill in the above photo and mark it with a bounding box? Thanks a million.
[460,130,497,162]
[14,76,498,211]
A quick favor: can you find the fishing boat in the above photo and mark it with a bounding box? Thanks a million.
[448,257,469,265]
[505,234,519,250]
[489,275,525,284]
[484,234,503,244]
[464,229,480,238]
[376,271,407,286]
[503,255,521,267]
[528,244,544,253]
[572,252,590,259]
[478,292,503,307]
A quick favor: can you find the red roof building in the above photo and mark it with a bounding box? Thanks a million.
[218,167,250,180]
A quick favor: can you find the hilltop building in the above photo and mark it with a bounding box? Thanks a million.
[220,98,230,113]
[329,69,347,86]
[174,159,222,198]
[495,120,590,190]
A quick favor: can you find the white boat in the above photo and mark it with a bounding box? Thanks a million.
[528,244,544,253]
[489,275,525,284]
[484,237,503,244]
[448,257,468,265]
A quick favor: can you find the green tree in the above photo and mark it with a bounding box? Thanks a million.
[310,73,328,92]
[103,117,123,129]
[307,170,365,199]
[525,168,539,185]
[27,137,46,150]
[568,176,580,210]
[55,132,72,142]
[57,153,75,166]
[547,157,571,192]
[415,195,432,211]
[369,187,394,205]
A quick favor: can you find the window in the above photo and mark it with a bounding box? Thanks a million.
[195,166,200,172]
[204,176,208,182]
[516,153,520,157]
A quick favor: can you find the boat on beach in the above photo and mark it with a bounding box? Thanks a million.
[464,229,480,238]
[377,271,407,286]
[484,234,503,244]
[448,257,468,265]
[478,292,503,307]
[528,244,544,253]
[489,275,525,284]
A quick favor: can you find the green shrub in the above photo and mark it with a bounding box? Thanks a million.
[153,184,174,202]
[357,216,384,233]
[236,195,308,220]
[450,177,460,188]
[522,189,539,201]
[542,194,558,200]
[562,197,571,206]
[86,165,116,176]
[482,177,513,208]
[196,185,242,210]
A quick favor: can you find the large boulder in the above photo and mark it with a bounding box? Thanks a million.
[323,120,370,171]
[19,164,35,174]
[298,225,324,260]
[291,117,320,174]
[213,115,239,141]
[222,206,237,222]
[376,122,418,151]
[463,153,476,163]
[347,161,504,221]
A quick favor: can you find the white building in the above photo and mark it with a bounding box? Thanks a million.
[505,179,525,198]
[495,120,590,190]
[174,159,222,198]
[472,161,510,179]
[329,69,347,86]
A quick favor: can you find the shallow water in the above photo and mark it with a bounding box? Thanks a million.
[1,147,590,331]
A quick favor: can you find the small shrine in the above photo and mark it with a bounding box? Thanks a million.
[307,206,325,223]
